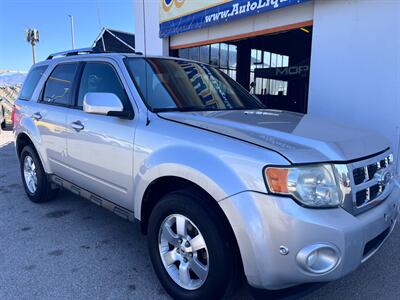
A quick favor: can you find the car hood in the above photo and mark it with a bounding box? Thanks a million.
[158,109,389,164]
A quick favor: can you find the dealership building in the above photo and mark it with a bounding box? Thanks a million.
[134,0,400,171]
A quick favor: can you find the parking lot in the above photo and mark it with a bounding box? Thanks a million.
[1,128,400,300]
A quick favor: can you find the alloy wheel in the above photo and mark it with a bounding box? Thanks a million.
[23,155,37,194]
[158,214,209,290]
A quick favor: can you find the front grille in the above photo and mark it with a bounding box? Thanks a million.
[369,184,381,200]
[367,164,378,179]
[380,159,388,168]
[356,184,384,207]
[353,167,367,185]
[351,153,393,209]
[355,189,368,207]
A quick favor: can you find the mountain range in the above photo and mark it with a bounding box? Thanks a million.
[0,70,27,87]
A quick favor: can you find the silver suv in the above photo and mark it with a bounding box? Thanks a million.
[13,48,399,299]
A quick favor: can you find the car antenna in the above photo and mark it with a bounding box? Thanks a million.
[142,0,151,126]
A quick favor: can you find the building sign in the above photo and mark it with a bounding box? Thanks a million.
[159,0,309,37]
[254,65,310,80]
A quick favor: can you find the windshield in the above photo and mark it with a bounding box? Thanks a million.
[125,58,264,112]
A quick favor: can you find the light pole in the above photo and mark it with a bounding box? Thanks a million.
[26,29,39,64]
[68,15,75,49]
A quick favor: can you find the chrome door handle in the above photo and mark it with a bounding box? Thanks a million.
[71,120,84,132]
[32,112,42,120]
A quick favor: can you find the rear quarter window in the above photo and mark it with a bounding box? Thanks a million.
[19,65,48,100]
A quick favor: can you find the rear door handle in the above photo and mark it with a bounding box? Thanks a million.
[32,112,42,120]
[71,120,84,132]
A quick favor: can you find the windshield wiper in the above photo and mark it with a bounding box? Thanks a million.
[153,106,258,113]
[152,107,180,113]
[178,106,216,112]
[154,106,216,113]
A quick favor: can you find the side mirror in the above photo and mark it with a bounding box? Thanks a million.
[83,93,132,118]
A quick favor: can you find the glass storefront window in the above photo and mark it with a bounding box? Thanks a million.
[270,53,277,67]
[175,43,237,81]
[250,49,256,71]
[263,52,271,68]
[228,69,237,81]
[200,45,210,64]
[178,48,189,59]
[282,56,289,67]
[170,25,311,114]
[256,77,262,95]
[210,44,220,66]
[189,47,200,61]
[229,45,237,69]
[277,54,283,68]
[250,48,289,96]
[251,49,262,71]
[220,43,228,68]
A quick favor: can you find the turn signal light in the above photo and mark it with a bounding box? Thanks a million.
[265,167,289,194]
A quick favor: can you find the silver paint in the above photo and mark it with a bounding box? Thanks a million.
[13,53,400,291]
[83,92,124,115]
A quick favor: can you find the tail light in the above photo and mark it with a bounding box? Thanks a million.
[11,105,16,128]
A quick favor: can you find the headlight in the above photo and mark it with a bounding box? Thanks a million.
[264,164,342,208]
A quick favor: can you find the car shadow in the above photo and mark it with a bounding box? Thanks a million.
[247,282,327,299]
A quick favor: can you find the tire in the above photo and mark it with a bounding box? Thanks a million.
[147,190,241,300]
[20,145,58,203]
[1,107,5,130]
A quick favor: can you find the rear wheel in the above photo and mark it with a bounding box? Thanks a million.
[1,107,5,130]
[147,190,240,300]
[20,145,58,203]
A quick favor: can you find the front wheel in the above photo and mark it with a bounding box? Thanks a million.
[147,190,241,300]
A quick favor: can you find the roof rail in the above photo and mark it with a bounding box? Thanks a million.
[46,47,94,60]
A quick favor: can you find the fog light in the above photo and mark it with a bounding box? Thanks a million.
[297,244,340,274]
[307,251,318,266]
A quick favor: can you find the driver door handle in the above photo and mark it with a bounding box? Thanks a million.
[32,112,42,120]
[71,120,84,132]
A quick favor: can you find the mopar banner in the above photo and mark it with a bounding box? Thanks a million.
[159,0,309,37]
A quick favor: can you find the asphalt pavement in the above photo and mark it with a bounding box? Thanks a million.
[1,128,400,300]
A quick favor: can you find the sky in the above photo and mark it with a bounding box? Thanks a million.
[0,0,136,72]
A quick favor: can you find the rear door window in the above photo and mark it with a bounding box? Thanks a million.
[19,65,48,100]
[42,63,78,106]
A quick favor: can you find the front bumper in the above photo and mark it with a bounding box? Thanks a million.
[219,186,399,290]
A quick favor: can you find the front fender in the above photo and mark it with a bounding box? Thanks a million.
[133,145,250,219]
